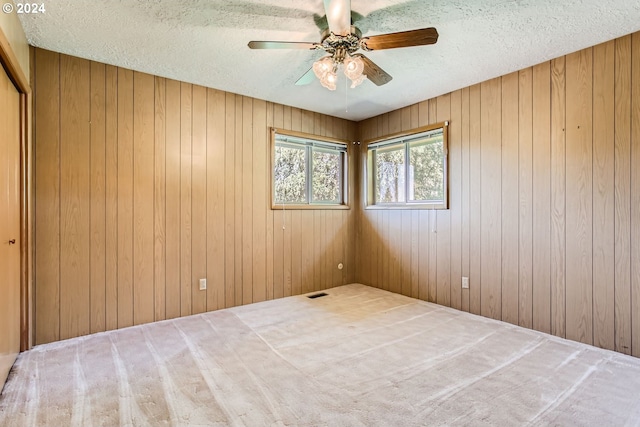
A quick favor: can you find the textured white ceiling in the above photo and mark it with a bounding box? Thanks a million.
[18,0,640,121]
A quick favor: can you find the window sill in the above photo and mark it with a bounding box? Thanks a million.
[270,204,350,211]
[365,204,447,210]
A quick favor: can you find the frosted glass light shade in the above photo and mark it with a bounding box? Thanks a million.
[320,70,337,90]
[313,57,335,80]
[313,54,365,90]
[343,55,366,88]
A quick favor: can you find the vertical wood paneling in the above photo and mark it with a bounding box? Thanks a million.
[418,210,429,300]
[291,208,302,295]
[179,82,192,316]
[449,90,462,310]
[288,105,300,296]
[321,209,329,290]
[550,56,567,338]
[400,111,412,297]
[425,103,437,301]
[206,89,225,311]
[242,97,253,303]
[427,211,437,302]
[564,49,593,345]
[436,95,451,307]
[401,210,411,296]
[34,48,60,344]
[89,61,106,334]
[379,118,390,291]
[501,72,519,325]
[116,68,134,329]
[468,84,482,315]
[346,118,356,286]
[518,68,533,329]
[191,85,207,314]
[532,62,551,334]
[592,40,615,350]
[631,32,640,357]
[265,103,274,300]
[31,30,640,357]
[304,111,320,292]
[332,210,343,287]
[132,72,155,325]
[460,87,471,313]
[224,93,236,308]
[59,55,91,340]
[164,79,181,320]
[234,95,243,306]
[290,107,303,295]
[33,49,357,344]
[360,119,380,287]
[614,35,632,355]
[104,65,118,331]
[298,109,314,294]
[252,99,267,302]
[283,207,292,295]
[33,48,357,344]
[410,107,420,299]
[153,77,166,321]
[272,105,284,299]
[356,32,638,357]
[313,203,322,291]
[480,78,502,320]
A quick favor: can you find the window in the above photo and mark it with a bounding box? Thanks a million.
[366,122,448,209]
[271,129,349,209]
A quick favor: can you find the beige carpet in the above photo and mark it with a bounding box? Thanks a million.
[2,284,640,426]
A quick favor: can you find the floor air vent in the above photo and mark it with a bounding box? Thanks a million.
[307,292,328,299]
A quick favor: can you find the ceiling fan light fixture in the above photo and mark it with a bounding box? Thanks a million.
[319,68,338,90]
[348,74,366,88]
[313,56,335,80]
[343,54,366,88]
[249,2,438,90]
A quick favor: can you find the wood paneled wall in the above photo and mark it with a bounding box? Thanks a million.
[32,48,357,345]
[356,32,640,356]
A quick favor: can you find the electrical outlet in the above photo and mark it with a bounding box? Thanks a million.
[199,278,207,291]
[462,277,469,289]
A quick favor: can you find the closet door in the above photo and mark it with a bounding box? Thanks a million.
[0,63,21,391]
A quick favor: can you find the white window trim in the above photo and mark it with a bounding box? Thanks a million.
[271,128,350,210]
[365,121,449,210]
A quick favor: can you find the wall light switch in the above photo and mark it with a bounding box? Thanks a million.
[199,278,207,291]
[462,277,469,289]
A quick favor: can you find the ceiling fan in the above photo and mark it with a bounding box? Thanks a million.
[248,0,438,90]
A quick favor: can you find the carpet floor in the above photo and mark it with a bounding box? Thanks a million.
[1,284,640,426]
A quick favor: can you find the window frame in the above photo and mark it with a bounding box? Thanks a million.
[365,121,449,210]
[270,128,350,210]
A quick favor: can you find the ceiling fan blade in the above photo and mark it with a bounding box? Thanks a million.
[295,67,316,86]
[361,27,438,51]
[248,41,319,50]
[323,0,351,36]
[353,54,392,86]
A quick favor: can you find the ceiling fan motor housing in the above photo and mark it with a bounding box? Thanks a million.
[319,26,364,56]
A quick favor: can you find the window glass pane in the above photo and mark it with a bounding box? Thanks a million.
[376,144,406,203]
[274,145,307,203]
[409,135,444,202]
[312,150,341,203]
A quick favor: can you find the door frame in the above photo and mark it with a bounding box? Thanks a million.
[0,27,32,351]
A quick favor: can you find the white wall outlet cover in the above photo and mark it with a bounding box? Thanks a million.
[199,278,207,290]
[462,277,469,289]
